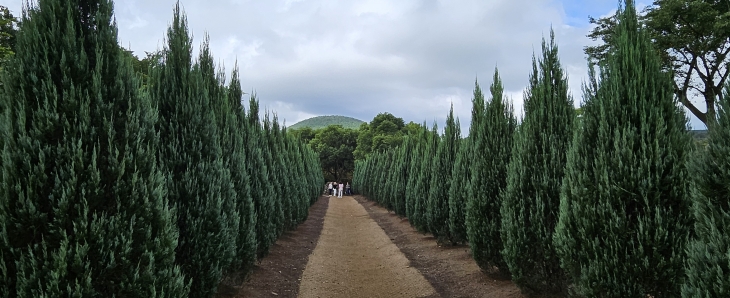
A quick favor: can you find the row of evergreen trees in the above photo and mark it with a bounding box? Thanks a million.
[0,0,323,297]
[353,1,728,297]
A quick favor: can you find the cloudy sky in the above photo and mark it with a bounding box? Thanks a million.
[7,0,705,131]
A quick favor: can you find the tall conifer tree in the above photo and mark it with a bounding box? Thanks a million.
[554,1,691,296]
[222,65,257,272]
[427,105,461,241]
[448,137,471,244]
[682,85,730,298]
[413,123,438,232]
[0,0,186,296]
[149,5,237,296]
[245,94,277,257]
[405,123,428,220]
[501,30,573,294]
[466,68,516,274]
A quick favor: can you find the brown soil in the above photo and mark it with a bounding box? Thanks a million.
[217,195,330,298]
[298,196,436,298]
[353,195,525,298]
[221,194,525,298]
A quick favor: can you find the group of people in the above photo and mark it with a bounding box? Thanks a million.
[326,181,350,198]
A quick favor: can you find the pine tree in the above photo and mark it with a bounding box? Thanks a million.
[466,68,516,274]
[0,0,186,296]
[150,5,237,296]
[554,1,692,296]
[427,105,461,241]
[500,29,573,294]
[683,83,730,298]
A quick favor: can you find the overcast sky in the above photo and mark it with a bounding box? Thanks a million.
[6,0,706,131]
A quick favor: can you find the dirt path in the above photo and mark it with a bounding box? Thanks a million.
[354,195,524,298]
[298,196,437,298]
[217,196,329,298]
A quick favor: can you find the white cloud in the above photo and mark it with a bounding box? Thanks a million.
[8,0,699,131]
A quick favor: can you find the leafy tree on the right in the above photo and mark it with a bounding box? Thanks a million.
[554,1,692,297]
[585,0,730,126]
[682,81,730,297]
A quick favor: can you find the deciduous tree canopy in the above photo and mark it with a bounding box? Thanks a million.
[585,0,730,125]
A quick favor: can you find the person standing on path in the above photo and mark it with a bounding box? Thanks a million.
[338,182,344,198]
[345,182,351,196]
[328,182,333,197]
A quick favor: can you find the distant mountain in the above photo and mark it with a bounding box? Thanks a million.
[289,115,365,130]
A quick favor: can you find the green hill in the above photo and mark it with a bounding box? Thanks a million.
[289,115,365,130]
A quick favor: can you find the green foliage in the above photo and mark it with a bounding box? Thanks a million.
[585,0,730,125]
[0,0,186,296]
[412,123,439,232]
[555,1,692,296]
[392,137,415,216]
[289,115,365,130]
[405,123,429,219]
[501,29,573,295]
[683,80,730,298]
[0,1,324,297]
[427,105,461,241]
[119,47,158,89]
[243,96,276,258]
[309,125,358,182]
[150,6,239,296]
[448,138,470,244]
[221,64,257,272]
[0,5,17,65]
[354,112,409,160]
[288,126,318,144]
[466,69,516,275]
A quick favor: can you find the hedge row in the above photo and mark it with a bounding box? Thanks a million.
[0,1,323,297]
[354,2,727,297]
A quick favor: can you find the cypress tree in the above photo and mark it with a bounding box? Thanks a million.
[448,137,471,244]
[413,122,438,232]
[271,116,294,230]
[406,126,427,220]
[0,0,186,296]
[427,105,461,241]
[466,68,516,274]
[394,137,414,216]
[465,78,490,270]
[150,5,237,296]
[196,37,244,275]
[682,84,730,297]
[245,94,277,257]
[500,29,573,294]
[554,1,691,296]
[224,65,257,272]
[262,114,285,237]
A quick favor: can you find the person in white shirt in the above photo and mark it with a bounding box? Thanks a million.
[328,182,333,197]
[338,182,344,198]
